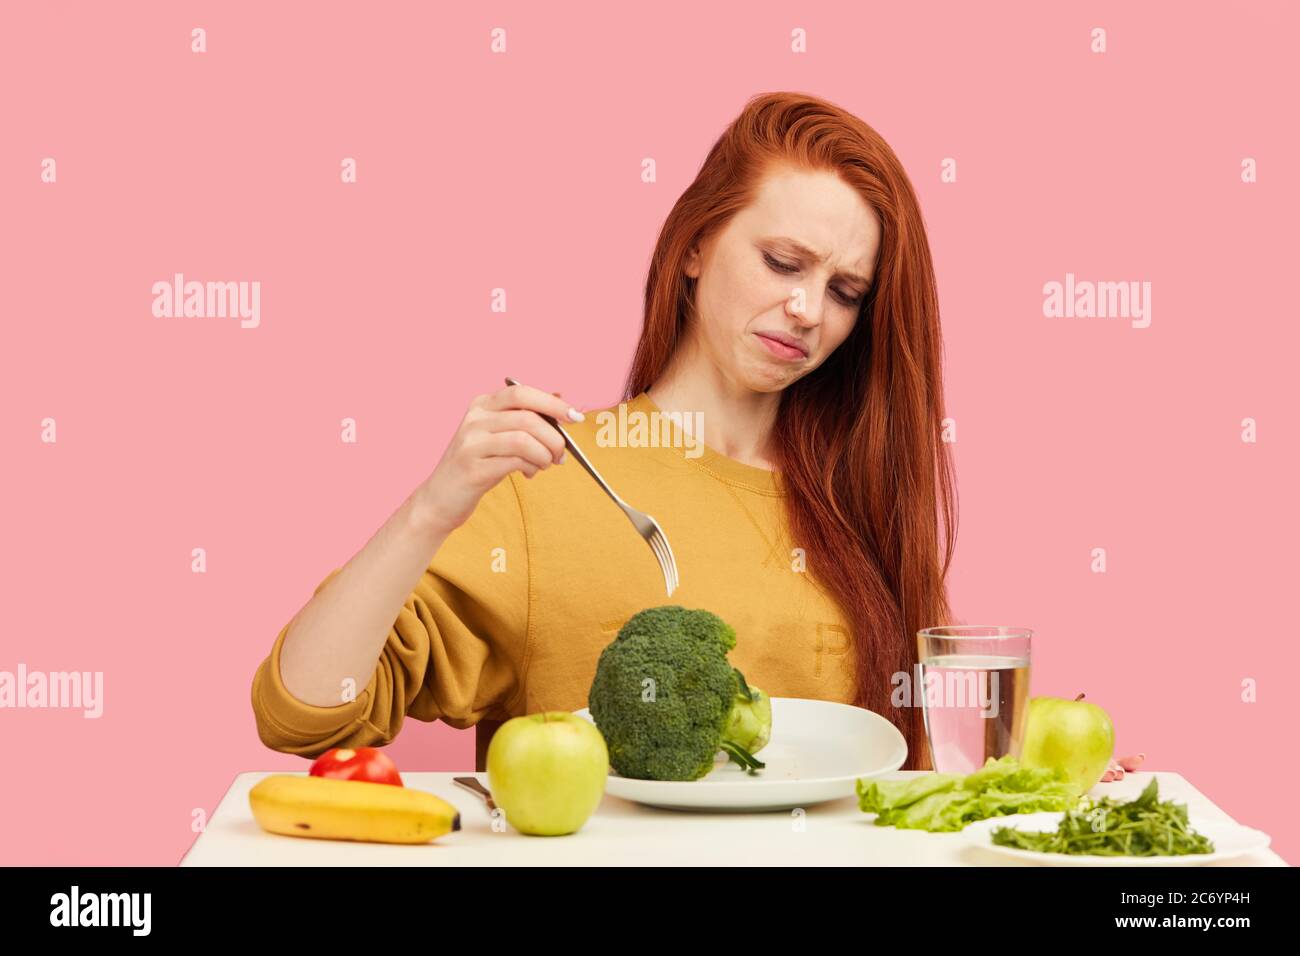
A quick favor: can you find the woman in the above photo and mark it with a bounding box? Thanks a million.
[252,91,957,772]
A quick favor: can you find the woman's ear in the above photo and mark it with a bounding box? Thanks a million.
[683,243,701,280]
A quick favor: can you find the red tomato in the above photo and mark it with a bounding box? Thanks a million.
[308,747,403,786]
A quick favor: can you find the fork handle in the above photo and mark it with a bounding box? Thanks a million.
[452,776,497,813]
[503,377,624,506]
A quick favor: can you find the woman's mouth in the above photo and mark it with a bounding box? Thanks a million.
[754,331,809,362]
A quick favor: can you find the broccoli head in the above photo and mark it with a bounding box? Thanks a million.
[587,605,771,780]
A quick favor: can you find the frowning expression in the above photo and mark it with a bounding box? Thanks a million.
[683,165,882,392]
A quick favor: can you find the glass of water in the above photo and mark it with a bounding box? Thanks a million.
[916,625,1032,775]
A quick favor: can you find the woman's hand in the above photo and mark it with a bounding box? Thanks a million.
[412,382,584,538]
[1099,752,1146,782]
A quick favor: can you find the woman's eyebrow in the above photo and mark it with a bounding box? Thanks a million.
[768,236,873,287]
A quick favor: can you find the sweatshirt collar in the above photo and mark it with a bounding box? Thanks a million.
[625,391,783,496]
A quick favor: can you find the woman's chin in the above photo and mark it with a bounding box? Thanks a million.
[736,362,805,394]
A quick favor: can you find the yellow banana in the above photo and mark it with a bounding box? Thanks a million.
[249,775,461,844]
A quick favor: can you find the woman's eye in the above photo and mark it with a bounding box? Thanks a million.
[763,252,799,274]
[765,252,863,307]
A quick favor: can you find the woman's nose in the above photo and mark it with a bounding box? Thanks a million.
[785,288,823,327]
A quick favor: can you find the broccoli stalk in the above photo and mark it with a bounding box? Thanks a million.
[587,606,775,781]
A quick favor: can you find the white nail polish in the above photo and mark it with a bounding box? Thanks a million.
[567,407,585,422]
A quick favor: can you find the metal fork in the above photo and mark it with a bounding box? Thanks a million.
[452,776,497,814]
[504,377,679,596]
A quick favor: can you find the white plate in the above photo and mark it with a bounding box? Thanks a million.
[571,697,907,811]
[961,807,1272,866]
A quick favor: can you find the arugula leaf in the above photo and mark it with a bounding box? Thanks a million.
[989,776,1214,856]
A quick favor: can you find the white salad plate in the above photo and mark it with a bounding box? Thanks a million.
[571,696,907,811]
[961,809,1272,866]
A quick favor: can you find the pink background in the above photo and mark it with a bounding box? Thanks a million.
[2,2,1295,865]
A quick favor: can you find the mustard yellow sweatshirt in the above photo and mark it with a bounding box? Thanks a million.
[251,391,857,769]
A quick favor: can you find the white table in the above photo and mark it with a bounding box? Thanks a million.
[180,770,1288,866]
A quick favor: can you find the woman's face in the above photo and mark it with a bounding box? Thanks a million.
[684,165,881,393]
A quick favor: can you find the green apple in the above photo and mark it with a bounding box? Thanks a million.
[486,711,609,836]
[1018,693,1115,793]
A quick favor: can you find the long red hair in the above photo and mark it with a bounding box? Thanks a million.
[624,92,957,770]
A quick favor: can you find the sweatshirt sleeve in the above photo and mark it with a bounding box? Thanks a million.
[251,474,532,758]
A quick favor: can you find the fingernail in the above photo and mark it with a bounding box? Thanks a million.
[558,451,567,464]
[567,407,585,422]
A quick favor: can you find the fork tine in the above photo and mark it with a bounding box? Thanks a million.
[648,533,673,596]
[654,522,679,584]
[666,535,680,591]
[649,524,678,596]
[646,529,673,596]
[660,537,678,593]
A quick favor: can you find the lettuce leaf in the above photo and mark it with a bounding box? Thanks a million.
[855,756,1082,832]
